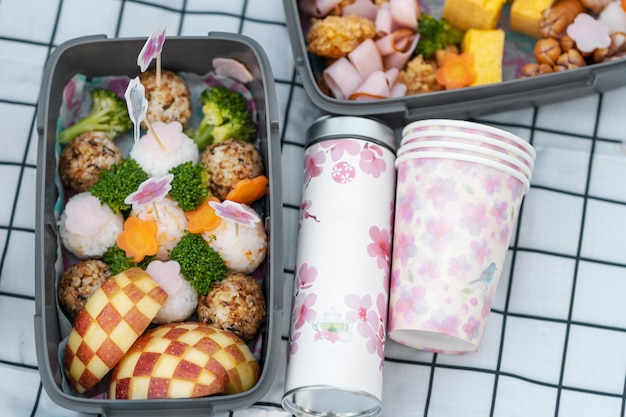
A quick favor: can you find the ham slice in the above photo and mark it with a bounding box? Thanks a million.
[300,0,342,17]
[348,38,383,80]
[375,3,392,37]
[383,33,419,69]
[375,28,415,55]
[390,82,408,97]
[342,0,379,20]
[390,0,420,31]
[323,57,363,100]
[350,71,391,100]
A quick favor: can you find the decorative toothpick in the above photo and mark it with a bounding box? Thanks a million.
[137,26,167,86]
[124,77,164,150]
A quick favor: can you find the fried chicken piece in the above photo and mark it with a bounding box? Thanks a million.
[307,14,376,59]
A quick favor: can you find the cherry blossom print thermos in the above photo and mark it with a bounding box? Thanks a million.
[282,116,396,417]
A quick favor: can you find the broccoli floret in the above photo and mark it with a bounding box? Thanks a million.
[415,15,465,59]
[168,161,210,211]
[102,245,155,275]
[58,88,132,145]
[191,86,256,151]
[169,232,227,295]
[89,158,148,213]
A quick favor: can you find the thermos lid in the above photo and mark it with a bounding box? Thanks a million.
[306,116,397,152]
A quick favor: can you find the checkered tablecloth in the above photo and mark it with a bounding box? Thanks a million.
[1,0,625,416]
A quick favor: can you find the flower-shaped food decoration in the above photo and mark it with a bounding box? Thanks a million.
[124,174,174,211]
[566,13,611,53]
[146,260,183,295]
[64,193,110,237]
[137,27,166,72]
[116,216,159,262]
[209,200,261,228]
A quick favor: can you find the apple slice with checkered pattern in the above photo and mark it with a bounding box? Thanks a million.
[63,268,168,394]
[108,322,260,399]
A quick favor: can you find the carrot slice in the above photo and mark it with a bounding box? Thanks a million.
[622,0,626,12]
[185,197,221,234]
[225,175,269,204]
[116,216,159,262]
[435,52,476,90]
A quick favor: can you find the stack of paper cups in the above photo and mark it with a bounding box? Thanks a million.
[388,119,535,354]
[282,116,396,417]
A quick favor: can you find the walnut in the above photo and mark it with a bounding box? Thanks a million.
[520,63,554,77]
[554,49,586,71]
[534,38,562,65]
[560,35,576,52]
[540,0,585,39]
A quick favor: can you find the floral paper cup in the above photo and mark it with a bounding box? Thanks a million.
[388,140,533,354]
[401,130,535,171]
[283,116,396,417]
[402,119,536,161]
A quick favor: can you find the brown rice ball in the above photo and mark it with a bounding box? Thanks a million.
[139,69,192,128]
[197,272,266,340]
[200,138,264,200]
[58,259,112,320]
[59,131,122,193]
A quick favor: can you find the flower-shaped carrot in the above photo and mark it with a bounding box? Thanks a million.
[116,216,159,262]
[225,175,268,204]
[435,52,476,90]
[185,197,221,234]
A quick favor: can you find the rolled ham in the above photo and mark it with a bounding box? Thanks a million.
[375,3,392,37]
[390,0,420,31]
[350,71,391,100]
[212,57,253,83]
[300,0,342,17]
[383,33,419,69]
[348,38,384,80]
[323,57,364,100]
[375,28,416,55]
[342,0,379,20]
[390,82,408,97]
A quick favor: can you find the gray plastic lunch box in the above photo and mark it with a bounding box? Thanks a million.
[34,33,283,416]
[283,0,626,126]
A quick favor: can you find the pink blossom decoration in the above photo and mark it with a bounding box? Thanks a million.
[293,293,317,330]
[462,315,481,341]
[209,200,261,227]
[320,138,361,161]
[137,27,167,72]
[124,173,173,210]
[296,262,318,290]
[425,175,459,210]
[367,226,391,269]
[566,13,610,53]
[359,143,387,178]
[394,231,418,266]
[303,149,326,186]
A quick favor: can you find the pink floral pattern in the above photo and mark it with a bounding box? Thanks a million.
[303,149,325,186]
[389,155,529,353]
[367,226,391,270]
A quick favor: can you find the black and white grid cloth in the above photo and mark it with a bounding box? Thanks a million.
[0,0,625,416]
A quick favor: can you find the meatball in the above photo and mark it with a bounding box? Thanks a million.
[58,260,111,319]
[59,131,122,192]
[197,272,266,340]
[201,138,264,200]
[139,69,192,128]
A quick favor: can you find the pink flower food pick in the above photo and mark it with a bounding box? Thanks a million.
[137,27,167,72]
[209,200,261,227]
[124,174,173,210]
[567,13,611,53]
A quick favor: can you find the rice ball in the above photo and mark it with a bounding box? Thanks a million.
[139,69,192,128]
[58,259,112,320]
[202,203,267,274]
[59,192,124,259]
[130,197,187,260]
[59,131,122,193]
[197,272,266,340]
[147,260,198,324]
[200,138,264,200]
[130,121,199,177]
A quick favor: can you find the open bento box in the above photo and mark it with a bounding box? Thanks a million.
[34,33,283,416]
[283,0,626,126]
